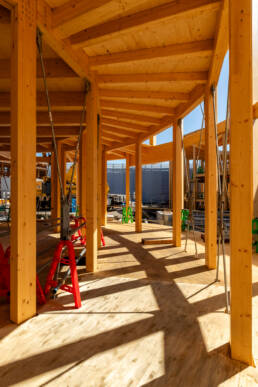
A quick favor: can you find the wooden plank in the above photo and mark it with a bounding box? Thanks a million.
[0,126,80,137]
[69,1,220,48]
[204,89,217,269]
[126,154,130,210]
[97,72,209,84]
[100,99,175,114]
[173,120,182,247]
[86,78,98,272]
[101,149,107,226]
[0,111,87,125]
[101,109,161,124]
[99,89,189,101]
[10,0,36,324]
[135,141,142,233]
[90,40,214,66]
[229,0,253,365]
[102,125,140,137]
[142,238,173,245]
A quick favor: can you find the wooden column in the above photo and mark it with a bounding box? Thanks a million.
[135,141,142,233]
[229,0,253,365]
[79,130,87,219]
[86,79,98,272]
[61,145,66,196]
[149,136,156,146]
[126,154,130,210]
[193,146,197,210]
[76,162,80,212]
[253,0,258,217]
[204,89,217,269]
[10,0,36,324]
[51,142,62,229]
[172,119,182,247]
[97,119,102,248]
[101,149,107,226]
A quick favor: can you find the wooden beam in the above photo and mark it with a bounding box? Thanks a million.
[101,109,161,125]
[229,0,253,365]
[204,88,217,269]
[135,141,142,233]
[173,120,182,247]
[69,1,220,48]
[102,117,150,132]
[99,89,189,101]
[0,111,86,126]
[52,0,112,30]
[10,0,36,324]
[102,125,139,137]
[90,40,214,67]
[0,58,77,79]
[100,99,175,115]
[126,154,130,210]
[97,72,209,84]
[86,78,98,272]
[37,0,91,80]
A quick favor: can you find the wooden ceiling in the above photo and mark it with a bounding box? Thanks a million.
[0,0,228,162]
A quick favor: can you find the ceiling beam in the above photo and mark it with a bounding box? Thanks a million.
[90,39,214,67]
[37,0,91,80]
[99,89,189,101]
[69,0,221,48]
[102,117,150,132]
[0,111,86,126]
[102,124,139,137]
[100,99,175,114]
[101,109,162,124]
[96,71,209,84]
[52,0,112,29]
[0,126,80,137]
[0,58,77,79]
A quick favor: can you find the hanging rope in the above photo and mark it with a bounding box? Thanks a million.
[211,85,230,314]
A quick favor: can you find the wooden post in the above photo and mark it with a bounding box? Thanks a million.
[76,162,80,212]
[173,119,182,247]
[61,145,66,196]
[135,141,142,232]
[79,130,86,219]
[51,142,62,230]
[126,154,130,210]
[204,89,217,269]
[97,118,102,247]
[86,79,98,271]
[193,146,197,210]
[149,136,156,146]
[101,149,107,226]
[10,0,37,324]
[229,0,253,365]
[253,0,258,217]
[169,160,173,209]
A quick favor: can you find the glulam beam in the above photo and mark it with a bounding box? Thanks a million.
[97,72,208,84]
[100,99,175,115]
[99,89,189,101]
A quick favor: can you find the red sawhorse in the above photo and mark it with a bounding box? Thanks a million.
[70,216,106,247]
[0,244,46,304]
[44,240,81,309]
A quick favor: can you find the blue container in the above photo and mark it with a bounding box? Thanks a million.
[71,197,77,212]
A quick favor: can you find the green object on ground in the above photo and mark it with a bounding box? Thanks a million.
[181,209,189,231]
[197,166,204,174]
[122,206,134,224]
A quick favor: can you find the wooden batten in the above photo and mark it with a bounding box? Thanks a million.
[86,79,98,272]
[135,141,142,233]
[10,0,37,324]
[229,0,253,365]
[172,120,182,247]
[126,154,130,209]
[204,89,217,269]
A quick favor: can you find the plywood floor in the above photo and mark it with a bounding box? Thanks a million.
[1,222,258,386]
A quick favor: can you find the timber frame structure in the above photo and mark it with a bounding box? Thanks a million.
[0,0,257,367]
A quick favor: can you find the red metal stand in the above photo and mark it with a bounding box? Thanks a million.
[44,240,81,309]
[70,216,106,247]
